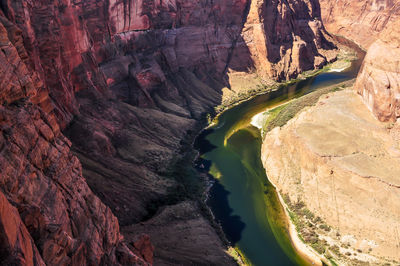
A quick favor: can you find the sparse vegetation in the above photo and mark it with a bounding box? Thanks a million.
[213,52,354,120]
[319,224,332,232]
[262,80,354,135]
[281,193,346,262]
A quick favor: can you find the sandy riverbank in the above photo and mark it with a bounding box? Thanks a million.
[261,88,400,265]
[273,181,325,265]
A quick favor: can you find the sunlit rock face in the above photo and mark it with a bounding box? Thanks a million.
[0,0,337,264]
[319,0,400,122]
[320,0,400,49]
[354,17,400,122]
[231,0,337,81]
[0,14,150,265]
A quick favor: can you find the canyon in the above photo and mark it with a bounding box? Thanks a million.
[0,0,339,265]
[320,0,400,121]
[1,0,399,265]
[261,0,400,264]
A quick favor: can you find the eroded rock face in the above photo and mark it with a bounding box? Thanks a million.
[262,89,400,263]
[0,191,45,266]
[319,0,400,122]
[354,12,400,122]
[320,0,400,49]
[231,0,337,80]
[0,0,337,264]
[0,12,149,266]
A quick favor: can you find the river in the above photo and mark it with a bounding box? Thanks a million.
[194,44,365,265]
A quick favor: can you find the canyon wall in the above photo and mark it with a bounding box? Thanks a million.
[320,0,400,122]
[354,4,400,122]
[0,0,337,264]
[262,88,400,264]
[0,14,150,265]
[260,1,400,263]
[320,0,399,49]
[233,0,337,80]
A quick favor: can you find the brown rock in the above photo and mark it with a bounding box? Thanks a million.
[353,3,400,122]
[319,0,400,122]
[320,0,400,49]
[132,234,154,265]
[0,13,148,266]
[262,89,400,263]
[0,191,45,266]
[231,0,337,80]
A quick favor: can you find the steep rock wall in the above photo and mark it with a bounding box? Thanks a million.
[354,4,400,122]
[320,0,400,122]
[0,14,150,265]
[320,0,400,121]
[320,0,399,49]
[232,0,337,80]
[0,0,337,264]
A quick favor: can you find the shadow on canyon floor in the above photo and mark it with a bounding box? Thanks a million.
[195,129,247,245]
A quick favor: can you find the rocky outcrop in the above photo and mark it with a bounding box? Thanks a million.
[123,201,235,265]
[262,89,400,264]
[320,0,400,49]
[0,0,338,264]
[231,0,337,80]
[319,0,400,122]
[354,6,400,122]
[0,14,149,265]
[0,191,45,266]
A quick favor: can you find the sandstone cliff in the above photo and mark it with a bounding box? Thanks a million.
[320,0,400,49]
[0,0,337,264]
[262,88,400,264]
[0,14,150,265]
[320,0,400,121]
[232,0,337,80]
[260,0,400,264]
[354,3,400,122]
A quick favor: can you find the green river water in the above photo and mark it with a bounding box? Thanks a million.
[194,51,364,265]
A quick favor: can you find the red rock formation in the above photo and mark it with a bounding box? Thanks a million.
[0,0,338,264]
[320,0,400,49]
[0,12,150,266]
[231,0,337,80]
[0,191,45,266]
[319,0,400,122]
[319,0,400,121]
[354,10,400,121]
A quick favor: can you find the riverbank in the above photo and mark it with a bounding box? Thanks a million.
[209,47,356,126]
[272,180,325,265]
[261,87,400,265]
[254,81,355,266]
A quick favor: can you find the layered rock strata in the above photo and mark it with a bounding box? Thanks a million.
[262,89,400,264]
[320,0,400,49]
[231,0,337,80]
[0,14,150,265]
[320,0,400,122]
[0,0,337,264]
[355,9,400,122]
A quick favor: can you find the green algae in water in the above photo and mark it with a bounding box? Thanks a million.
[220,126,308,265]
[198,51,364,265]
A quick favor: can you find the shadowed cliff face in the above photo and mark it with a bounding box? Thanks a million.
[0,13,150,265]
[319,0,400,122]
[0,0,336,264]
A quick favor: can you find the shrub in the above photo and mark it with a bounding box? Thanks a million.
[319,224,331,232]
[311,242,325,254]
